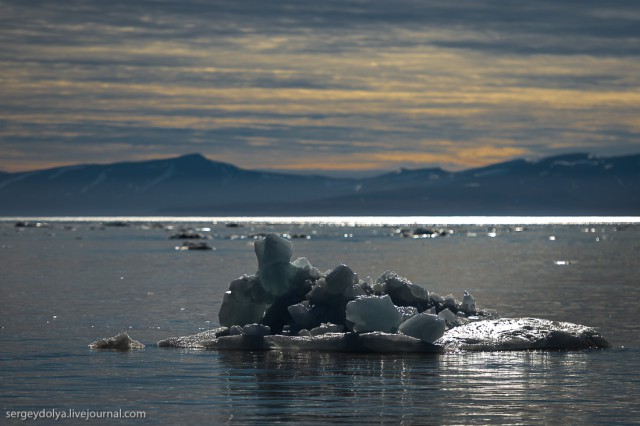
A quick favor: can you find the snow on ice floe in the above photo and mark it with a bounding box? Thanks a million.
[151,233,609,353]
[437,318,610,351]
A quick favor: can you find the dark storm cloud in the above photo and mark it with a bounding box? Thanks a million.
[4,0,639,55]
[0,0,639,172]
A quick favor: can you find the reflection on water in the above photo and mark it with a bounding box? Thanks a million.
[215,351,443,422]
[199,349,630,424]
[438,352,592,424]
[2,343,637,424]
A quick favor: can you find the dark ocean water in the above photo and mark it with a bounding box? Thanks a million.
[1,218,639,424]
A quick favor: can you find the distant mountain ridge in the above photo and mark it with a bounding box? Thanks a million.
[0,152,638,215]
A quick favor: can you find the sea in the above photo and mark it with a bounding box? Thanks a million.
[1,216,639,425]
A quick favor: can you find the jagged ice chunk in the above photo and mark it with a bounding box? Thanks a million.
[218,275,271,327]
[346,295,403,333]
[398,313,446,343]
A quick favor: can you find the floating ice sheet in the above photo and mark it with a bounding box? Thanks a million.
[157,317,609,353]
[114,233,610,354]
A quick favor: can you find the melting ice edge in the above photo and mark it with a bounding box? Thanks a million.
[91,234,609,353]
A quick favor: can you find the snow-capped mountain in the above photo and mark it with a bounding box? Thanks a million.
[0,153,638,215]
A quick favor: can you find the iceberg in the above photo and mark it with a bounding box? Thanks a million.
[215,233,469,341]
[154,233,610,353]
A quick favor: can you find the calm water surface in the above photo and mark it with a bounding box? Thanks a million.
[1,218,639,424]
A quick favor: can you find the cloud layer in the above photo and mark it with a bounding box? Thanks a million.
[1,0,639,173]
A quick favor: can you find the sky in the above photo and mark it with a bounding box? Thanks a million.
[1,0,639,175]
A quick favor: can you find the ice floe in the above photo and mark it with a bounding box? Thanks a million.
[153,233,609,353]
[436,317,609,351]
[89,332,144,350]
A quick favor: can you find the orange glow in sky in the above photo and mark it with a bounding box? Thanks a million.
[0,1,639,173]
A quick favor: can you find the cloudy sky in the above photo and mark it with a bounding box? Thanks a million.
[1,0,639,174]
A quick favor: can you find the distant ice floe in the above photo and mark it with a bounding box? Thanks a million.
[151,233,609,353]
[175,241,215,251]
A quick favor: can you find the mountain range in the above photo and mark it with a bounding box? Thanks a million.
[0,153,638,216]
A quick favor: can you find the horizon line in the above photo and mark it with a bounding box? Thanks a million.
[1,215,639,225]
